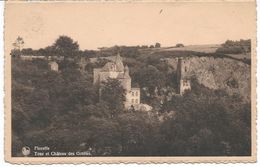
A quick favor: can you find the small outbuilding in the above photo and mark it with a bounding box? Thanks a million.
[48,61,59,72]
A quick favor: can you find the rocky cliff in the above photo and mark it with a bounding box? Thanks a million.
[166,56,251,101]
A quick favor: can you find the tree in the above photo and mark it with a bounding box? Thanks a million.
[100,78,125,114]
[120,46,140,58]
[216,39,251,54]
[135,65,166,93]
[13,36,24,51]
[52,35,79,59]
[21,48,33,55]
[11,36,25,58]
[155,42,161,48]
[176,43,184,47]
[160,81,251,156]
[117,112,161,155]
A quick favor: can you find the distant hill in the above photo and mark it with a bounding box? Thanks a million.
[139,44,221,54]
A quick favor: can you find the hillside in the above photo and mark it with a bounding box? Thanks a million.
[140,44,221,54]
[164,56,250,101]
[92,48,251,102]
[11,36,251,156]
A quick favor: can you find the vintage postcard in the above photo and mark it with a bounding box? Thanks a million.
[4,0,256,164]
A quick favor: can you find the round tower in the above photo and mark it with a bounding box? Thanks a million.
[122,65,131,91]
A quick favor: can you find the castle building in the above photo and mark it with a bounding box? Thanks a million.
[176,57,191,95]
[93,53,140,109]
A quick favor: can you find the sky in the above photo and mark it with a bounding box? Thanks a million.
[5,1,256,50]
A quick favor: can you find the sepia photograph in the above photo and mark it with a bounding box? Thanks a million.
[4,0,256,163]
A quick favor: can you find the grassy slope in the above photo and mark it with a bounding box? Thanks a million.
[140,44,221,54]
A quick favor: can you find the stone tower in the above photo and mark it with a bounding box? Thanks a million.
[118,65,131,91]
[176,57,191,95]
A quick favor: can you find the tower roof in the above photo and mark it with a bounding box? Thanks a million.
[99,53,125,72]
[114,53,124,71]
[124,65,129,71]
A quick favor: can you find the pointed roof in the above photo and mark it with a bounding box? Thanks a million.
[124,65,129,71]
[99,53,125,72]
[114,53,124,71]
[123,65,130,78]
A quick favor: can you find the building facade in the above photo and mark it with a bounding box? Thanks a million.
[93,53,140,109]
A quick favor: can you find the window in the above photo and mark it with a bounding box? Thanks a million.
[132,92,135,96]
[135,92,138,96]
[132,99,134,103]
[185,66,187,72]
[135,99,138,104]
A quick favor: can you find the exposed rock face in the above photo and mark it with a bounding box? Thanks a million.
[166,56,251,101]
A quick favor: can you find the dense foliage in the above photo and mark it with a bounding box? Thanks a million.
[12,58,251,157]
[216,39,251,54]
[11,36,251,156]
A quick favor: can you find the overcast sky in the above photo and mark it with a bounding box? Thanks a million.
[5,1,255,50]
